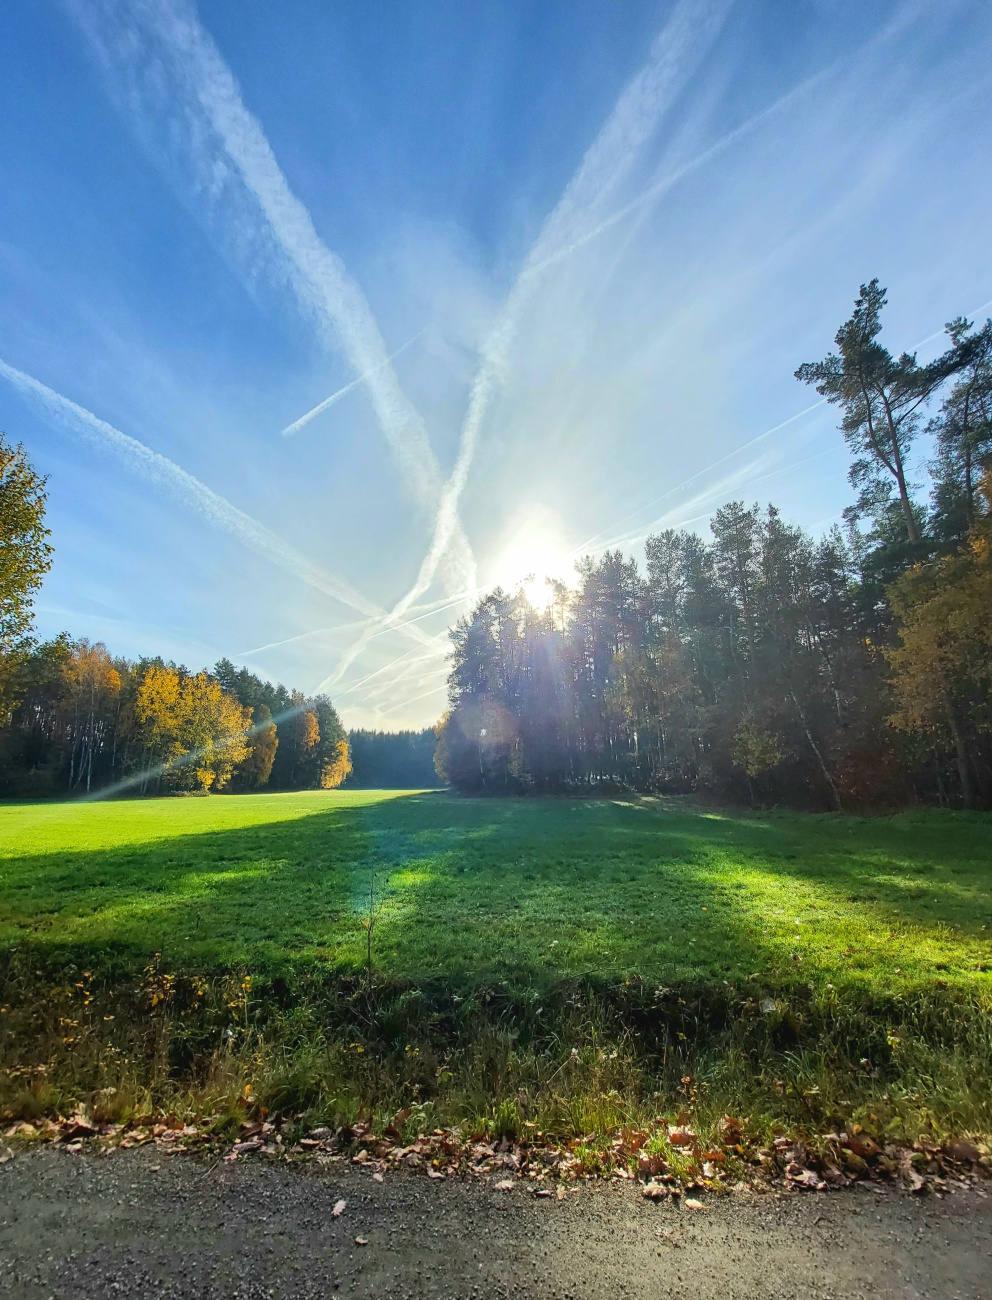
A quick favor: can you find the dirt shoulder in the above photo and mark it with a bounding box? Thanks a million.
[1,1146,990,1299]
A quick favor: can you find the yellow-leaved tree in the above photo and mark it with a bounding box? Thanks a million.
[887,480,992,806]
[320,738,352,789]
[134,665,250,792]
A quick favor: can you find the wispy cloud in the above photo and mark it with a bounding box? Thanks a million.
[323,0,734,689]
[68,0,475,592]
[280,328,428,438]
[579,290,992,556]
[408,0,734,604]
[0,357,436,649]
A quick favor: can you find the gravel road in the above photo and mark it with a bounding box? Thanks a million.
[1,1147,990,1299]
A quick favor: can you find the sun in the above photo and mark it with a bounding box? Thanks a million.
[489,514,571,610]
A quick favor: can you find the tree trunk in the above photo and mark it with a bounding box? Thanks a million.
[947,704,976,808]
[893,461,921,543]
[789,690,844,811]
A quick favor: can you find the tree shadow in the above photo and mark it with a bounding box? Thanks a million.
[0,793,987,993]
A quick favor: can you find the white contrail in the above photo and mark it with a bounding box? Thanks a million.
[370,0,936,641]
[68,0,475,593]
[322,0,734,689]
[409,0,734,600]
[575,292,992,556]
[528,0,933,280]
[0,357,436,648]
[280,328,428,438]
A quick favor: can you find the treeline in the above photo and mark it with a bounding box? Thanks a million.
[0,641,350,798]
[437,284,992,809]
[346,728,442,789]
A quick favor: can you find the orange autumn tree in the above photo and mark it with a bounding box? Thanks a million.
[134,664,250,792]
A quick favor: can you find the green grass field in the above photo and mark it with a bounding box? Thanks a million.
[2,791,990,1147]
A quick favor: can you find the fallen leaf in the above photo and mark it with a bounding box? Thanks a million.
[683,1198,708,1210]
[945,1140,980,1164]
[786,1165,827,1191]
[231,1138,263,1155]
[557,1185,566,1201]
[354,1236,368,1246]
[668,1127,696,1148]
[494,1179,515,1190]
[718,1116,743,1144]
[372,1172,384,1183]
[842,1132,881,1161]
[638,1153,667,1179]
[642,1181,670,1200]
[331,1199,347,1218]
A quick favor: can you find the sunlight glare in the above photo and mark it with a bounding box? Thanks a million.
[490,514,572,610]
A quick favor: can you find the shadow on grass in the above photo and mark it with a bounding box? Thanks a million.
[1,791,988,992]
[2,792,991,1141]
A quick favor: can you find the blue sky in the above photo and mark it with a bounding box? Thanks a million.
[2,0,990,728]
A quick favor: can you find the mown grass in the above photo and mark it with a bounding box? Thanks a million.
[1,790,990,1151]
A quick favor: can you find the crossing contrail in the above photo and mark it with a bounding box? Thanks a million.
[0,357,436,649]
[320,0,734,690]
[69,0,475,594]
[281,329,428,437]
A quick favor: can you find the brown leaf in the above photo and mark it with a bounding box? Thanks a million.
[494,1179,515,1190]
[642,1181,670,1200]
[231,1138,263,1155]
[557,1185,566,1201]
[354,1236,368,1246]
[668,1127,697,1148]
[331,1199,347,1218]
[385,1107,412,1138]
[786,1164,827,1191]
[842,1131,881,1161]
[718,1116,743,1144]
[683,1198,708,1210]
[637,1153,667,1179]
[61,1112,98,1140]
[945,1140,981,1164]
[617,1127,650,1157]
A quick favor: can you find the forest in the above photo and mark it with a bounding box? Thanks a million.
[0,644,351,797]
[1,281,990,808]
[437,284,992,808]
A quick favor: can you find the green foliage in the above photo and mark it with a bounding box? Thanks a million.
[886,488,992,806]
[732,716,782,779]
[1,791,990,1141]
[0,434,53,723]
[796,280,959,545]
[0,434,52,648]
[439,513,893,807]
[0,643,348,797]
[347,728,441,788]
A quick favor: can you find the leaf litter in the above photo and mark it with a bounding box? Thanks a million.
[2,1108,988,1201]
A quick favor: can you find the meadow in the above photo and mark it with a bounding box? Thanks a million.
[1,790,990,1153]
